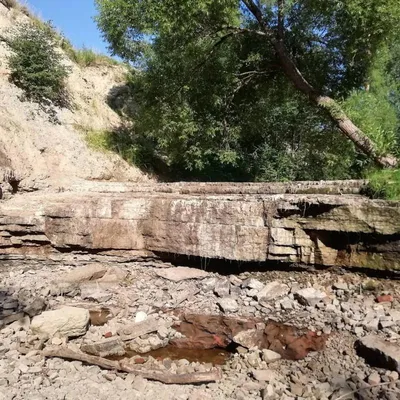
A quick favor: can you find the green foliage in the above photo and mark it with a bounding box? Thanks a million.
[366,169,400,200]
[95,0,400,181]
[7,23,70,107]
[62,42,119,67]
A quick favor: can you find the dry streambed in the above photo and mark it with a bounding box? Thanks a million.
[1,261,400,400]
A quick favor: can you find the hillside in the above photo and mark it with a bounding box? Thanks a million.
[0,2,150,197]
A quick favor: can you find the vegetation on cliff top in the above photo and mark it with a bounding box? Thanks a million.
[94,0,400,183]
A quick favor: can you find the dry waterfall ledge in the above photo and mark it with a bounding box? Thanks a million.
[0,181,399,271]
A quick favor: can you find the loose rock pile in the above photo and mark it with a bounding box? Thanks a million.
[1,260,400,400]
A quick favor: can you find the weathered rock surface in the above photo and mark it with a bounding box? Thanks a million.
[356,335,400,372]
[81,338,125,358]
[0,184,400,270]
[156,267,209,282]
[30,307,89,338]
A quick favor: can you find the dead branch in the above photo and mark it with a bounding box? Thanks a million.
[43,347,222,385]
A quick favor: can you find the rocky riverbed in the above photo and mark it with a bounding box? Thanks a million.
[1,260,400,400]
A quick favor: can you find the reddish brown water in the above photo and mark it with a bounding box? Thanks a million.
[110,345,231,365]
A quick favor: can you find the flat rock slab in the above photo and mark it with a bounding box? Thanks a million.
[81,338,125,358]
[257,282,289,305]
[31,307,89,338]
[355,335,400,372]
[155,267,209,282]
[118,318,160,341]
[59,265,107,283]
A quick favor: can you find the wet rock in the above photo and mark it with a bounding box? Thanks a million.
[262,349,282,363]
[214,278,231,297]
[31,307,89,338]
[59,264,107,283]
[355,335,400,372]
[294,288,327,307]
[81,338,125,358]
[218,298,239,313]
[155,267,209,282]
[257,282,289,305]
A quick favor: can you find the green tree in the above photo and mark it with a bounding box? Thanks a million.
[95,0,400,178]
[7,23,70,107]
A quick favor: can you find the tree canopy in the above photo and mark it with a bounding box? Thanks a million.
[95,0,400,181]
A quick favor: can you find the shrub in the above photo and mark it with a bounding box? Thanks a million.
[366,169,400,200]
[7,23,70,107]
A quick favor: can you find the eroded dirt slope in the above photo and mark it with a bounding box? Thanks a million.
[0,3,150,194]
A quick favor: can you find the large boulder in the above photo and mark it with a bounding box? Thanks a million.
[31,307,89,338]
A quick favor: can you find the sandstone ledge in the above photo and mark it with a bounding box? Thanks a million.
[0,183,399,270]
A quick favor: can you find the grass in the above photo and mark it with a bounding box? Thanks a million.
[61,41,119,68]
[366,168,400,200]
[82,128,112,152]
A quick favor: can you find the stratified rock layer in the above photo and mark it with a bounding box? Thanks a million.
[0,181,399,270]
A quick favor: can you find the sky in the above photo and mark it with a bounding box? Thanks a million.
[26,0,110,54]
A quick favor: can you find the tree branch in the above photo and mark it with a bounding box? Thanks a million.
[277,0,285,40]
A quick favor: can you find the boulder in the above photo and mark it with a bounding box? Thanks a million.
[355,335,400,372]
[214,278,231,297]
[218,298,239,313]
[31,307,89,338]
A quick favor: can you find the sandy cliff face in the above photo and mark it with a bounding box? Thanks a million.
[0,3,150,195]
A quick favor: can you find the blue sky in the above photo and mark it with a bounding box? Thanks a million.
[26,0,109,54]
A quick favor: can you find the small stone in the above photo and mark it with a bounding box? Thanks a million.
[214,278,231,297]
[131,376,147,393]
[135,311,148,323]
[376,295,394,303]
[262,384,274,399]
[233,329,263,349]
[23,297,46,317]
[242,278,264,291]
[333,282,349,291]
[368,372,381,386]
[294,288,327,307]
[80,287,112,303]
[9,315,30,332]
[104,332,113,338]
[252,369,277,382]
[218,298,238,313]
[134,357,146,364]
[388,371,399,382]
[51,337,63,346]
[261,349,282,363]
[290,383,304,397]
[257,282,289,305]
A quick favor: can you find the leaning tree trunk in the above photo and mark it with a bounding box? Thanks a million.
[241,0,399,168]
[273,41,398,168]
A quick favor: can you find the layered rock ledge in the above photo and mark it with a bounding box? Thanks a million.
[0,181,399,270]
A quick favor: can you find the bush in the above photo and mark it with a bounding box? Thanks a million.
[7,23,70,107]
[366,169,400,200]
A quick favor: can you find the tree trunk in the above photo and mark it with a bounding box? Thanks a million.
[241,0,398,168]
[273,40,398,168]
